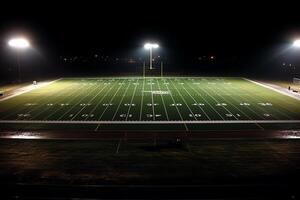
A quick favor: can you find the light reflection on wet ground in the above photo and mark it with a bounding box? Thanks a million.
[1,132,44,139]
[0,130,300,140]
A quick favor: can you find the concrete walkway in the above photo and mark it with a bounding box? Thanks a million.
[0,79,61,102]
[244,78,300,101]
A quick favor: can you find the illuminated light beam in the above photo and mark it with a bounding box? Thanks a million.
[8,38,30,49]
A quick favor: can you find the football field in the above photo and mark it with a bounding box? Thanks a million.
[0,77,300,132]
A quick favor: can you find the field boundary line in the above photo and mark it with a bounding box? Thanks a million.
[243,78,300,101]
[0,78,62,102]
[0,120,299,124]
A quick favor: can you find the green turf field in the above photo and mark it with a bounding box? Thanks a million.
[0,77,299,131]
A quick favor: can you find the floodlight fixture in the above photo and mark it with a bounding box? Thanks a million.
[8,37,31,82]
[8,38,30,49]
[144,42,159,69]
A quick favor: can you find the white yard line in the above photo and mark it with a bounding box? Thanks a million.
[156,79,170,121]
[164,80,189,131]
[0,78,62,102]
[70,82,109,120]
[202,79,239,120]
[139,78,145,121]
[112,81,131,120]
[213,79,265,130]
[186,81,225,120]
[243,78,300,101]
[241,79,294,120]
[181,82,211,120]
[85,80,118,120]
[125,79,139,121]
[57,83,98,121]
[0,120,299,124]
[94,80,125,131]
[116,138,122,154]
[35,82,88,120]
[150,79,155,120]
[169,79,197,120]
[1,78,70,120]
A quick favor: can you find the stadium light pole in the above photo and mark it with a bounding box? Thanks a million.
[8,37,30,82]
[144,43,159,70]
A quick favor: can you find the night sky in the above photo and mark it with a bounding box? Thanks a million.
[1,2,300,81]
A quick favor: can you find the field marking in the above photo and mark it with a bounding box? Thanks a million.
[14,82,85,131]
[84,80,119,121]
[33,82,89,120]
[94,79,125,131]
[213,79,265,130]
[139,78,145,121]
[61,76,242,80]
[150,79,155,120]
[156,79,170,121]
[202,79,239,120]
[1,120,299,124]
[243,78,300,101]
[223,81,268,120]
[2,78,70,119]
[181,80,211,120]
[213,80,257,120]
[170,79,197,120]
[0,78,62,102]
[70,81,109,120]
[116,138,122,154]
[185,80,224,120]
[112,81,131,120]
[164,80,189,131]
[125,79,139,121]
[187,81,226,120]
[57,83,99,120]
[241,79,294,120]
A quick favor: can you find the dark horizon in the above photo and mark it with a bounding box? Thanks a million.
[1,2,300,81]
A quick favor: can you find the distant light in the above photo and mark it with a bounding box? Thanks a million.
[8,38,30,49]
[144,43,159,49]
[293,39,300,48]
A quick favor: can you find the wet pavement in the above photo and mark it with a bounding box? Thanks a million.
[1,130,300,140]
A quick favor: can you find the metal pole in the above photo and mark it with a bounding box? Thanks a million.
[161,61,163,78]
[17,51,21,82]
[149,47,152,70]
[143,61,145,78]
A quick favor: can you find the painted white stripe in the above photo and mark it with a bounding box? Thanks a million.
[0,120,299,124]
[243,78,300,101]
[0,78,62,102]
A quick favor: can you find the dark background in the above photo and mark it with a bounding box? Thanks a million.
[1,1,300,82]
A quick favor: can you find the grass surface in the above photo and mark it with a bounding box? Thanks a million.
[0,77,299,131]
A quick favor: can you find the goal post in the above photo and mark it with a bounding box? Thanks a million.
[143,61,164,78]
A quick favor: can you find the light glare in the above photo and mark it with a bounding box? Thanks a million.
[144,43,159,49]
[293,39,300,48]
[8,38,30,49]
